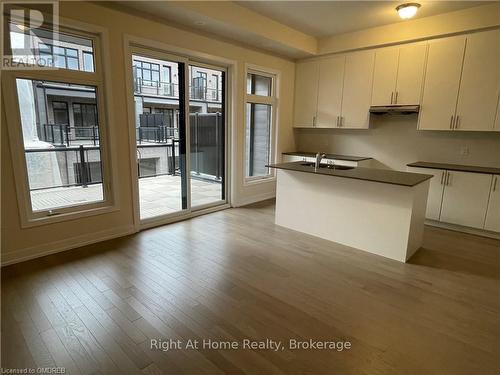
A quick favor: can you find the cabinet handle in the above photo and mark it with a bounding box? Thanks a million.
[340,116,343,127]
[493,176,498,192]
[449,115,454,130]
[446,171,451,186]
[455,115,460,129]
[391,92,394,104]
[313,116,316,127]
[336,116,339,127]
[440,171,445,185]
[395,91,398,104]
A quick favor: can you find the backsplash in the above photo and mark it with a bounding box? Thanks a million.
[294,115,500,171]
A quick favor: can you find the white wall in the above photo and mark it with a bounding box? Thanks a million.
[295,115,500,171]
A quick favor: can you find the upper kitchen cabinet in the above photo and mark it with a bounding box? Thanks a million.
[418,36,466,130]
[455,29,500,131]
[372,43,426,106]
[371,47,399,106]
[316,55,345,128]
[396,44,427,105]
[293,60,319,127]
[341,50,375,128]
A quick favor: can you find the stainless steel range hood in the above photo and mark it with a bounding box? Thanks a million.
[369,105,420,115]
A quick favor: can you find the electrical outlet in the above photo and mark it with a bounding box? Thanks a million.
[460,145,470,156]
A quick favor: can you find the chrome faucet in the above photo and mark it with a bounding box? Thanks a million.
[315,152,327,170]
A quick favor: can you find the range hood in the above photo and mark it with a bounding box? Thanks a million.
[369,105,420,115]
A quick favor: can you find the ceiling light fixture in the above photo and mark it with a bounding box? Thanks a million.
[396,3,421,19]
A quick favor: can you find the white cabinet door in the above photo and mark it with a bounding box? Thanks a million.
[293,60,319,127]
[485,175,500,232]
[440,171,492,229]
[341,50,375,129]
[395,43,427,105]
[407,167,445,220]
[455,30,500,131]
[317,56,345,128]
[418,36,466,130]
[371,47,398,106]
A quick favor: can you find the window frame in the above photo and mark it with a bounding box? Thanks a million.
[243,66,279,184]
[2,18,118,228]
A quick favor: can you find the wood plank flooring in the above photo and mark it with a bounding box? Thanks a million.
[2,200,500,374]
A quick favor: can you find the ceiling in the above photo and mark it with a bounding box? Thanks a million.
[112,1,495,59]
[237,1,489,37]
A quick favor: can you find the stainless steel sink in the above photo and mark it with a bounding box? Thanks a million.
[300,162,354,171]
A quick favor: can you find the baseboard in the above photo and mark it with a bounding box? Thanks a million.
[425,220,500,240]
[1,224,136,267]
[232,191,276,207]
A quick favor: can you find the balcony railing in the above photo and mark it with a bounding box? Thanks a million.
[134,78,222,102]
[42,124,99,146]
[136,126,179,144]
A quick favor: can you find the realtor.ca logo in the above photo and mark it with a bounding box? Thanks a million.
[1,0,59,69]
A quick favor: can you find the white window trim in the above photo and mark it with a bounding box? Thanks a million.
[243,64,280,185]
[2,16,119,228]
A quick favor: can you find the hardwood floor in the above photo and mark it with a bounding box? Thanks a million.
[2,200,500,374]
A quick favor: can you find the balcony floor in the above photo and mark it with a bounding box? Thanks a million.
[30,175,223,219]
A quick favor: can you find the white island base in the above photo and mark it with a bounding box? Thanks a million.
[275,169,430,263]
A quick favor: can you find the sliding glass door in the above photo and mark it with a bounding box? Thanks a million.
[132,53,188,220]
[189,64,226,209]
[130,51,227,222]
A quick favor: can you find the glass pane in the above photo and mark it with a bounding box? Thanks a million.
[66,48,78,57]
[245,103,272,178]
[53,46,64,55]
[16,79,104,212]
[67,57,79,70]
[247,73,272,96]
[189,65,225,208]
[132,54,187,220]
[9,25,94,72]
[54,55,65,68]
[83,52,94,72]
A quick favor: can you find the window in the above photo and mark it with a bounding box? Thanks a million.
[245,69,277,181]
[39,44,79,70]
[212,74,219,101]
[52,101,69,126]
[83,51,94,72]
[134,60,160,86]
[73,103,98,127]
[3,25,113,225]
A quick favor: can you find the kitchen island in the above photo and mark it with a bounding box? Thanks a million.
[268,162,433,262]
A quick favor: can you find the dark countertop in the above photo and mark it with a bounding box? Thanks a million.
[407,162,500,175]
[268,162,433,187]
[283,151,372,162]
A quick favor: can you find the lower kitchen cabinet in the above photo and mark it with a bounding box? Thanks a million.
[407,166,499,233]
[407,167,445,221]
[439,171,492,229]
[485,175,500,232]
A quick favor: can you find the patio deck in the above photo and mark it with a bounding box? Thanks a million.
[30,175,222,219]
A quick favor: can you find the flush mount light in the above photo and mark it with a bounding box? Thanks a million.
[396,3,421,19]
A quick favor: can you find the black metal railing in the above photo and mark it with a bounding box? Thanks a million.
[25,145,102,190]
[136,126,178,144]
[134,78,222,102]
[42,124,99,146]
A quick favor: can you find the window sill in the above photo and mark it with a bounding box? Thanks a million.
[21,202,120,229]
[243,176,276,186]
